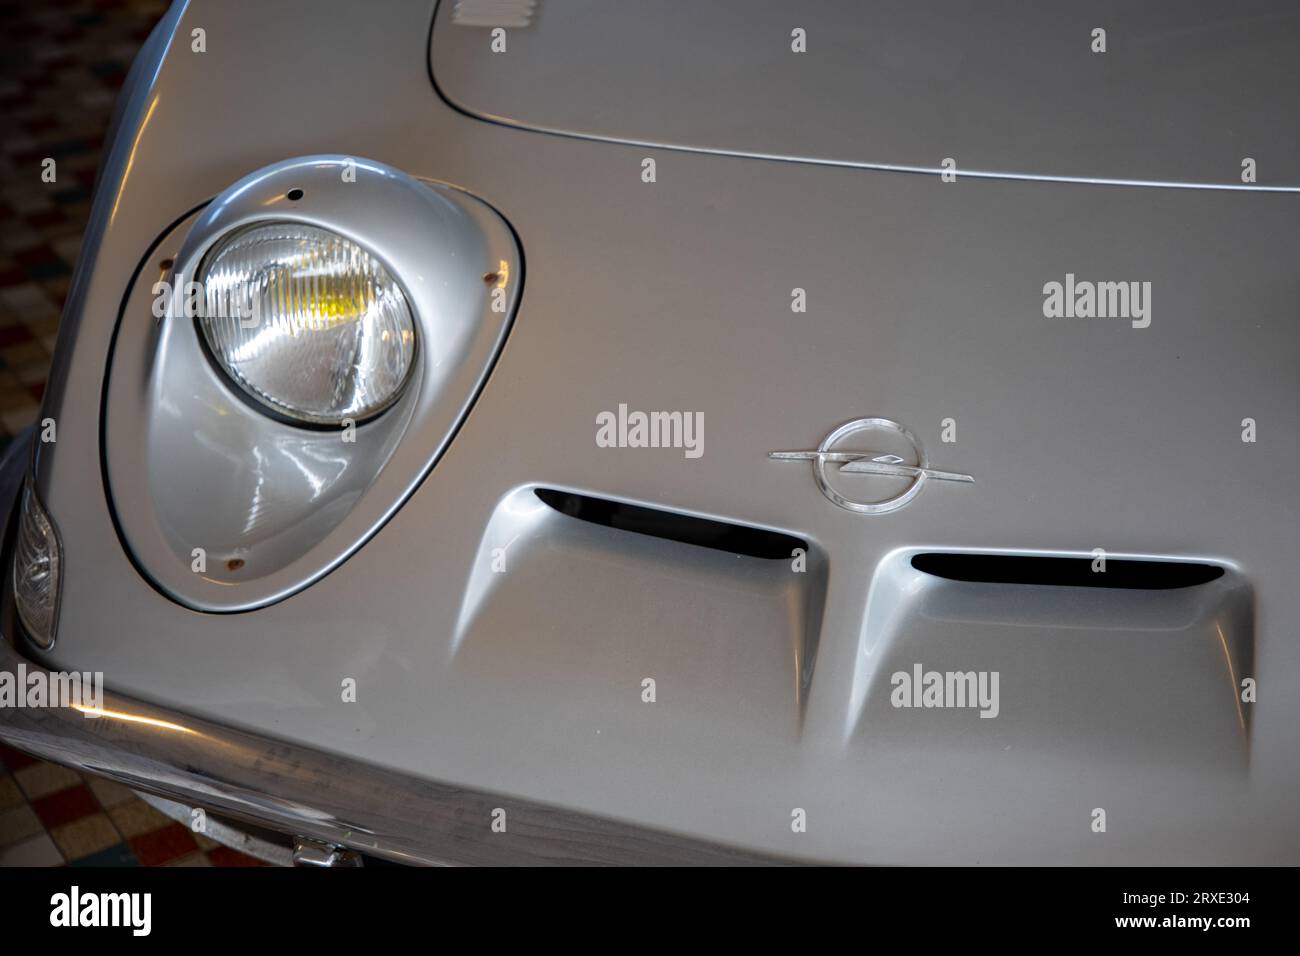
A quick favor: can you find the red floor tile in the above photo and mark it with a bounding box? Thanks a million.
[0,743,39,772]
[128,822,198,866]
[31,783,99,830]
[0,325,35,348]
[206,846,269,867]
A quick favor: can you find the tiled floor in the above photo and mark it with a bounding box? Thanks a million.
[0,0,280,867]
[0,0,169,445]
[0,742,266,866]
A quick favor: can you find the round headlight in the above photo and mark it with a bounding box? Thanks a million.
[196,222,416,425]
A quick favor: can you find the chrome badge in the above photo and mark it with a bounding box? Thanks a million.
[769,418,973,514]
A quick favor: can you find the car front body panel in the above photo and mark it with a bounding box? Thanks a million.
[3,0,1297,865]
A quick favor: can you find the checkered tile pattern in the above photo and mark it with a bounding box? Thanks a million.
[0,0,169,445]
[0,742,268,866]
[0,1,284,868]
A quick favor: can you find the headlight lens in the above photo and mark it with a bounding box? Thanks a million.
[197,222,417,425]
[13,480,61,650]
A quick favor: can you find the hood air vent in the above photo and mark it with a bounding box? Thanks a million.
[911,553,1225,590]
[535,489,803,560]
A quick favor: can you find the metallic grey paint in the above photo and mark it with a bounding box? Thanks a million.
[1,0,1296,864]
[432,0,1300,190]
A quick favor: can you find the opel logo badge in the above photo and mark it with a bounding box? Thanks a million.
[769,417,973,514]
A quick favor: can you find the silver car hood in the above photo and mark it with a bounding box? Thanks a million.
[28,0,1300,864]
[433,0,1300,188]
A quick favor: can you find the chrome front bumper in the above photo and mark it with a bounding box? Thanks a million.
[0,430,775,866]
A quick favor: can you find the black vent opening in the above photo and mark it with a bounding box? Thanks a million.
[911,553,1224,590]
[535,489,804,560]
